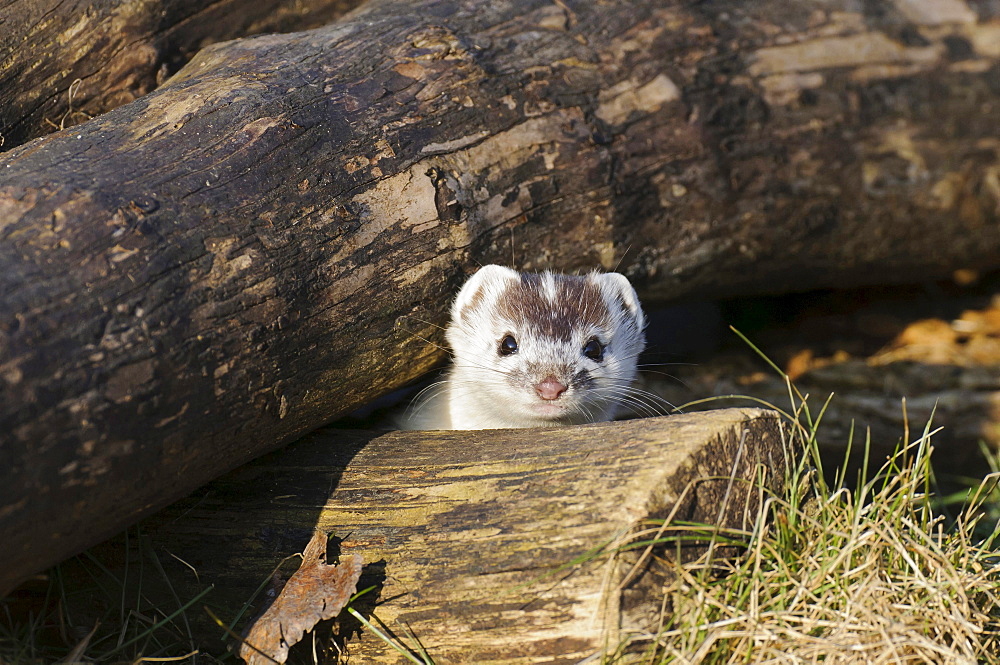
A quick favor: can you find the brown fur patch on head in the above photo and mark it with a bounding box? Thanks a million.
[496,273,612,342]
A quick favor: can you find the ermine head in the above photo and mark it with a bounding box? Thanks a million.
[445,265,646,428]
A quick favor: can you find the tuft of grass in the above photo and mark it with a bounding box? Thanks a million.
[0,528,218,665]
[607,333,1000,664]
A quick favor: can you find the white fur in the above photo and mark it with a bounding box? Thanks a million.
[402,265,646,430]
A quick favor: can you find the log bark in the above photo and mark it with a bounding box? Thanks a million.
[2,0,1000,593]
[72,409,783,663]
[0,0,363,150]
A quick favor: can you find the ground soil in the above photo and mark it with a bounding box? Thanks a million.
[643,270,1000,486]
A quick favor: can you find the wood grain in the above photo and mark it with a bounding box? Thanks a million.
[124,408,785,663]
[0,0,363,150]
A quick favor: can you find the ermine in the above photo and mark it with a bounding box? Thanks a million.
[402,265,647,430]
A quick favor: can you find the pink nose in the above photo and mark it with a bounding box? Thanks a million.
[534,376,567,401]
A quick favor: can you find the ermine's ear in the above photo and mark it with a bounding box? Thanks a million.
[593,272,645,324]
[452,265,519,322]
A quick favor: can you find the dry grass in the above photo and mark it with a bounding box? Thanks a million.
[610,340,1000,664]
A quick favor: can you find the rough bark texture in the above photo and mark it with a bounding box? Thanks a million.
[82,409,783,663]
[2,0,1000,594]
[0,0,363,150]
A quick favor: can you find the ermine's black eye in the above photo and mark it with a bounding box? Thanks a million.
[498,334,518,356]
[583,338,604,361]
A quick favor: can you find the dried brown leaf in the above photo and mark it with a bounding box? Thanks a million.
[239,531,363,665]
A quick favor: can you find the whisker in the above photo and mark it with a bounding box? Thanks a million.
[609,394,662,418]
[399,328,449,354]
[616,393,666,417]
[594,382,679,415]
[593,391,657,419]
[401,314,449,333]
[400,327,514,379]
[637,369,693,391]
[408,380,447,411]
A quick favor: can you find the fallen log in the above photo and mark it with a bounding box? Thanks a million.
[70,408,784,663]
[0,0,363,150]
[3,0,1000,594]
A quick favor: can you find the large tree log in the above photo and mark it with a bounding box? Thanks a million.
[62,409,783,663]
[2,0,1000,594]
[0,0,363,150]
